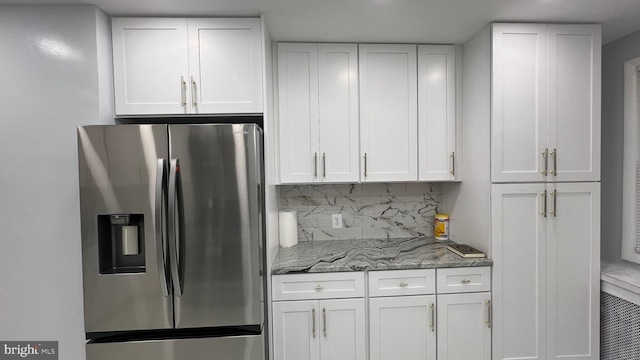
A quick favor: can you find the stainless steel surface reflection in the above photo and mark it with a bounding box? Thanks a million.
[86,334,263,360]
[79,123,265,360]
[78,125,173,333]
[169,124,263,328]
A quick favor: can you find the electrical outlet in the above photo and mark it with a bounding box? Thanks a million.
[331,214,343,229]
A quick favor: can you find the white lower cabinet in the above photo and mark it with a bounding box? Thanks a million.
[272,267,492,360]
[369,295,437,360]
[436,293,492,360]
[272,272,366,360]
[492,183,600,360]
[273,298,366,360]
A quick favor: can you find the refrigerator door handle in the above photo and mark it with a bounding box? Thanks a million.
[168,159,184,296]
[155,159,169,297]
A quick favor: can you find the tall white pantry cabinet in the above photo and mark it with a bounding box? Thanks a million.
[490,23,601,360]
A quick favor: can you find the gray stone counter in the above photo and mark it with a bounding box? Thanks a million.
[271,237,492,274]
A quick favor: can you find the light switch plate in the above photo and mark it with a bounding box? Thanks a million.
[331,214,343,229]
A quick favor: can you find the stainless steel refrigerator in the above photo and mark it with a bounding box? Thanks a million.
[77,123,265,360]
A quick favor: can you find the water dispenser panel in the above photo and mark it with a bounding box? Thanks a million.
[97,214,145,274]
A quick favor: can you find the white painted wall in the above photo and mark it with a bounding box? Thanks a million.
[442,26,492,255]
[601,29,640,260]
[0,5,113,359]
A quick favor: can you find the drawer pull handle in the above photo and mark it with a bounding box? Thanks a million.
[399,281,408,287]
[461,278,471,284]
[312,308,316,337]
[323,308,327,337]
[429,303,435,332]
[485,300,492,328]
[315,284,323,291]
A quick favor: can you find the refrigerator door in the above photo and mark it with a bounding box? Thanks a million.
[78,125,173,333]
[168,124,263,328]
[86,334,263,360]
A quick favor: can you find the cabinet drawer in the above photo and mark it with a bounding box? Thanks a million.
[368,269,436,297]
[272,272,365,301]
[436,267,491,294]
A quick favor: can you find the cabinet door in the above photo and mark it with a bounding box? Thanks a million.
[187,18,263,114]
[273,300,320,360]
[369,295,436,360]
[547,25,601,182]
[318,44,360,183]
[491,184,547,360]
[359,44,418,182]
[319,299,366,360]
[277,43,320,183]
[112,18,189,115]
[546,183,600,359]
[418,45,456,181]
[491,24,548,182]
[437,293,491,360]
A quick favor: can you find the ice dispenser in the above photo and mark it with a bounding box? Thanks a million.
[97,214,145,274]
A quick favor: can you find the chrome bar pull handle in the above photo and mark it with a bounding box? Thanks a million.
[363,153,368,177]
[313,153,318,178]
[550,189,557,217]
[155,159,169,297]
[485,300,492,328]
[312,308,316,338]
[191,76,197,107]
[429,303,435,332]
[323,308,327,337]
[168,159,184,296]
[540,190,547,217]
[180,77,187,107]
[541,148,548,175]
[323,153,326,178]
[550,148,557,176]
[450,152,455,176]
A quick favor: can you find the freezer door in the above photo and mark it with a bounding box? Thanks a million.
[86,334,263,360]
[168,124,263,328]
[78,125,173,333]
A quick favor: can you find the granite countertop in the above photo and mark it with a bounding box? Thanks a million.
[271,237,492,274]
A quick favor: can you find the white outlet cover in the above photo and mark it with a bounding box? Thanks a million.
[331,214,343,229]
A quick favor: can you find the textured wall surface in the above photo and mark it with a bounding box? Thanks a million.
[279,183,442,241]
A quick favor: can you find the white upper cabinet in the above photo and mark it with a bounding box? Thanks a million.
[112,18,190,115]
[546,25,601,182]
[277,43,319,183]
[491,24,601,182]
[278,43,359,184]
[418,45,457,181]
[318,44,360,183]
[112,18,262,116]
[492,24,548,183]
[187,18,263,114]
[359,44,418,182]
[276,42,458,184]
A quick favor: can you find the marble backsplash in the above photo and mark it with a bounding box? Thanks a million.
[279,183,442,241]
